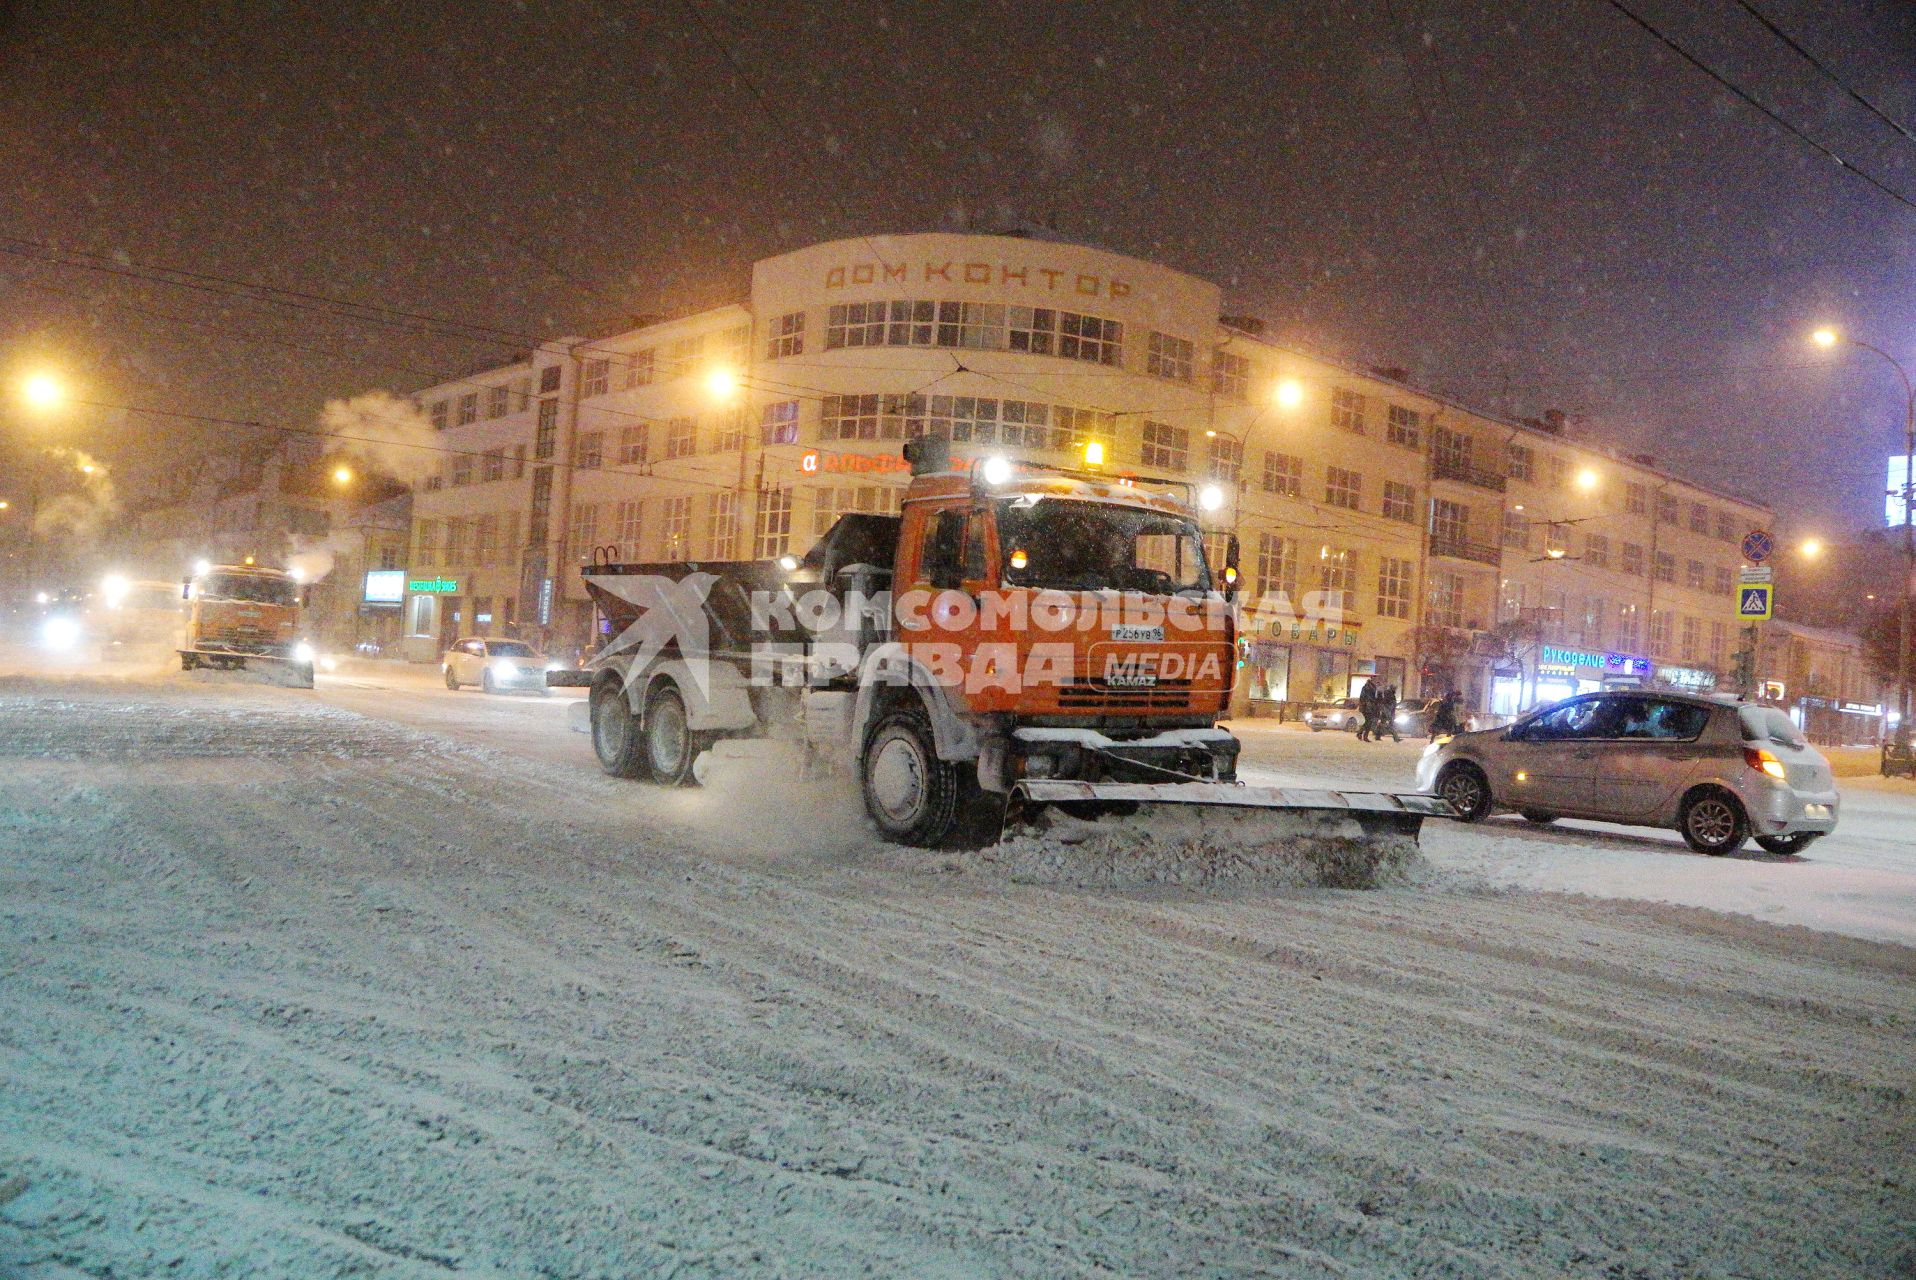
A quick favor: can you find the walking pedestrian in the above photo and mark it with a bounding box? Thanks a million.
[1381,682,1402,742]
[1355,681,1376,741]
[1429,689,1461,739]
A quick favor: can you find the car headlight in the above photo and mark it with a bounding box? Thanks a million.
[492,658,517,677]
[41,616,81,651]
[1394,713,1408,725]
[546,661,563,672]
[292,641,316,664]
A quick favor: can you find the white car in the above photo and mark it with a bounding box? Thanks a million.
[1303,697,1364,731]
[443,637,556,695]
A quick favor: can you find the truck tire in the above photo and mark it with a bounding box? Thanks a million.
[591,679,647,779]
[861,706,962,847]
[641,683,703,787]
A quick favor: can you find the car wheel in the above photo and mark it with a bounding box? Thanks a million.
[642,682,701,786]
[591,678,647,779]
[1680,788,1750,855]
[444,666,459,690]
[1436,762,1493,822]
[1520,810,1558,825]
[861,706,962,847]
[1309,724,1323,732]
[1755,832,1819,856]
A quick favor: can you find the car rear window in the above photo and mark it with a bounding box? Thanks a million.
[1739,705,1807,748]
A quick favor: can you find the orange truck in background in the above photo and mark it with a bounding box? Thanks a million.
[180,563,315,687]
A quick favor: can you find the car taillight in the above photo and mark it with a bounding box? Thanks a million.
[1744,747,1788,780]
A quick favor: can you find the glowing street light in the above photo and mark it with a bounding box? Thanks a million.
[1272,378,1305,410]
[1574,467,1600,492]
[21,371,65,411]
[0,500,10,511]
[333,465,354,485]
[703,367,740,401]
[1810,327,1839,349]
[1799,538,1823,559]
[1198,484,1225,512]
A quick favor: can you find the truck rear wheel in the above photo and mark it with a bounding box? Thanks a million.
[642,683,702,787]
[591,680,647,779]
[861,707,962,847]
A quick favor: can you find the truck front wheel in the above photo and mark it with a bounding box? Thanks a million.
[591,679,647,779]
[861,707,962,847]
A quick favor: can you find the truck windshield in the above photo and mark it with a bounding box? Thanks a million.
[997,497,1211,594]
[200,573,299,606]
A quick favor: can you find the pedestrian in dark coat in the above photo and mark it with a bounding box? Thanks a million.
[1429,689,1462,738]
[1355,682,1376,741]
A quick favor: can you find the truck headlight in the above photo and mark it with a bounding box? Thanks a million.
[292,641,316,664]
[42,616,81,651]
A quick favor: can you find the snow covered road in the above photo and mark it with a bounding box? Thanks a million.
[2,670,1912,1277]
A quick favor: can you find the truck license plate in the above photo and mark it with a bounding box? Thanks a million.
[1110,625,1165,642]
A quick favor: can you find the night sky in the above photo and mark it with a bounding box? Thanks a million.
[3,0,1913,533]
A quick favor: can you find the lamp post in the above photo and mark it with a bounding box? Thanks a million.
[1811,327,1915,749]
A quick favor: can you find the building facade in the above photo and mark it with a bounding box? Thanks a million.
[1755,619,1887,746]
[398,230,1773,716]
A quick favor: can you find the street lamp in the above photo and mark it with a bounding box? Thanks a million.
[1809,325,1915,751]
[1574,467,1600,493]
[1799,538,1822,560]
[1272,378,1305,410]
[333,465,354,485]
[20,371,65,412]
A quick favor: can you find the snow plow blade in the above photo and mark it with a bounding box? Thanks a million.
[998,781,1451,890]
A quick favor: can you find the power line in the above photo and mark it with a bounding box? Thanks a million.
[1730,0,1916,149]
[1600,0,1916,215]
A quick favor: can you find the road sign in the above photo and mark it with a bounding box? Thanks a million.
[1738,565,1774,583]
[1736,584,1774,620]
[1741,529,1774,563]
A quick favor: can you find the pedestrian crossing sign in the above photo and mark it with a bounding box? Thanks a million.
[1736,584,1773,620]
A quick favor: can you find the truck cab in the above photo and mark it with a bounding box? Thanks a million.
[180,563,314,686]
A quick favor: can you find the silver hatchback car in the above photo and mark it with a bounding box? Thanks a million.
[1416,691,1838,855]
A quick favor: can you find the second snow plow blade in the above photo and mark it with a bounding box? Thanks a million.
[998,781,1451,890]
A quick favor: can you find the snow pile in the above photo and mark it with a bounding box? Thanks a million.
[989,803,1425,889]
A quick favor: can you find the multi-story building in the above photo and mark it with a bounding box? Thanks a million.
[397,230,1771,715]
[1755,619,1887,746]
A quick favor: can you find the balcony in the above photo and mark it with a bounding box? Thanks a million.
[1432,455,1508,492]
[1429,533,1502,566]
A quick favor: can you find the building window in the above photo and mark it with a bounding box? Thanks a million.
[624,349,655,389]
[577,431,603,469]
[1257,533,1297,598]
[582,358,610,398]
[1053,405,1116,456]
[1141,421,1189,471]
[761,400,800,446]
[474,514,498,567]
[486,385,510,419]
[820,394,882,441]
[1212,350,1249,400]
[1506,444,1532,481]
[1318,545,1356,613]
[1710,620,1728,667]
[661,334,703,379]
[1714,565,1733,594]
[614,500,642,556]
[1681,614,1699,656]
[1382,480,1417,522]
[456,393,478,426]
[708,492,738,559]
[664,416,697,459]
[534,399,558,459]
[1146,331,1194,383]
[767,311,805,359]
[511,444,526,479]
[713,406,748,453]
[618,426,648,466]
[1051,310,1122,364]
[1427,571,1465,629]
[1325,465,1362,511]
[482,449,504,482]
[1649,609,1672,654]
[1685,558,1706,590]
[1546,455,1568,490]
[1433,424,1472,471]
[719,325,750,370]
[1207,435,1242,484]
[1689,502,1710,534]
[1715,510,1736,541]
[754,487,792,558]
[444,517,468,565]
[1656,492,1679,525]
[414,518,439,567]
[1331,387,1365,433]
[429,399,449,431]
[660,496,691,560]
[1502,509,1530,550]
[1263,452,1303,497]
[510,377,531,411]
[1585,533,1610,568]
[567,502,598,563]
[1386,404,1422,449]
[1431,498,1470,547]
[1654,550,1676,583]
[1378,556,1413,619]
[1626,482,1646,515]
[1621,541,1645,575]
[538,365,562,394]
[813,484,893,536]
[450,453,472,487]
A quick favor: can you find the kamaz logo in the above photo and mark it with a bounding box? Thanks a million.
[1102,651,1225,686]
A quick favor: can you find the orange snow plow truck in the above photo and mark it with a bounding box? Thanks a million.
[179,562,316,688]
[555,441,1444,883]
